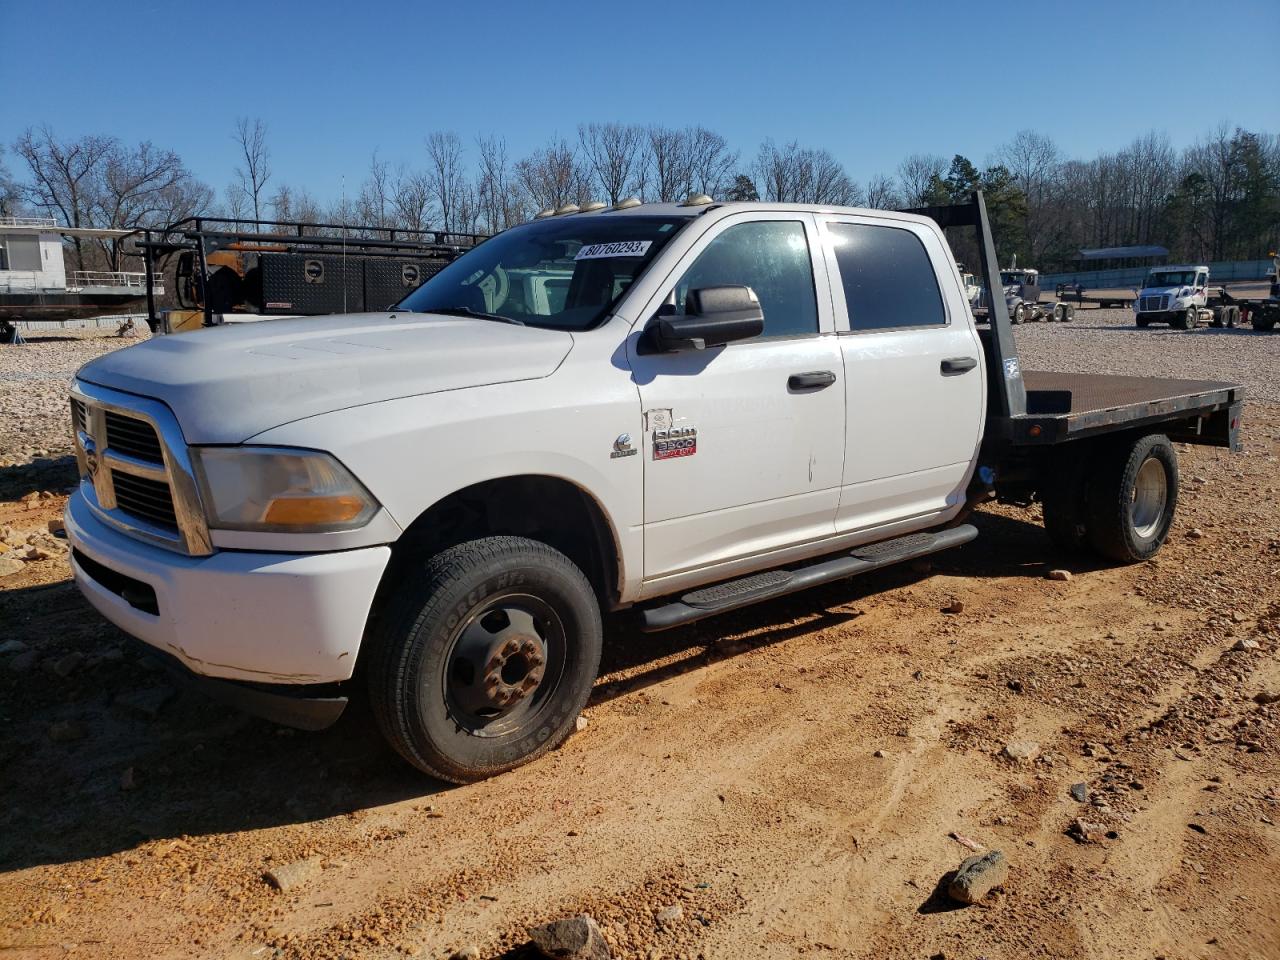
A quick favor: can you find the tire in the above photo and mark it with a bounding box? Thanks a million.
[1179,307,1197,330]
[1061,304,1075,322]
[1052,303,1065,322]
[1210,308,1223,328]
[1012,303,1027,324]
[1085,434,1178,563]
[1041,452,1091,553]
[1225,306,1238,328]
[367,536,603,782]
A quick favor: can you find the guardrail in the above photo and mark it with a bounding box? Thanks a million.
[68,270,151,289]
[0,215,58,227]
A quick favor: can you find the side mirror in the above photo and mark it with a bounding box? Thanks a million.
[650,285,765,351]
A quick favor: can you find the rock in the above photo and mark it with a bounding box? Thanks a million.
[1232,638,1260,652]
[947,850,1008,905]
[942,599,965,614]
[575,715,589,733]
[529,914,610,960]
[0,639,29,656]
[1186,528,1204,539]
[115,686,176,720]
[1003,740,1039,762]
[873,749,888,758]
[655,904,683,926]
[448,946,480,960]
[1007,678,1024,693]
[0,556,24,578]
[1067,817,1108,844]
[263,857,320,892]
[47,517,65,535]
[1254,690,1280,705]
[49,719,86,743]
[1046,569,1073,582]
[8,650,38,674]
[1069,782,1088,802]
[52,651,84,678]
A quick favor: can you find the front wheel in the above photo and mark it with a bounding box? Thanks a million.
[367,536,603,782]
[1179,307,1197,330]
[1085,434,1178,563]
[1012,303,1027,324]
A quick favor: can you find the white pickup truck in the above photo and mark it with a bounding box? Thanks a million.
[65,193,1244,782]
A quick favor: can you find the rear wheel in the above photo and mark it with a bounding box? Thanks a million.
[367,536,602,782]
[1085,434,1178,563]
[1060,303,1075,322]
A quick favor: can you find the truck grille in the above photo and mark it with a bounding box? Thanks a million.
[110,470,179,530]
[69,385,212,555]
[1140,295,1169,312]
[104,411,165,464]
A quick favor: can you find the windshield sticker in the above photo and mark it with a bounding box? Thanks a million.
[574,240,652,260]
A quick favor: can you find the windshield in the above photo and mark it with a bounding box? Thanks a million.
[1147,270,1197,287]
[1000,271,1029,285]
[399,214,691,330]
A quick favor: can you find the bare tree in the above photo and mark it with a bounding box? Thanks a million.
[645,126,694,202]
[754,140,860,204]
[393,170,434,232]
[896,153,947,208]
[864,173,900,209]
[94,140,207,267]
[687,127,737,199]
[578,122,644,204]
[425,131,468,232]
[233,117,272,221]
[476,134,526,232]
[356,150,394,229]
[13,126,115,268]
[0,145,19,217]
[516,137,591,211]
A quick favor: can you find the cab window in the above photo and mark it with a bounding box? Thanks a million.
[828,222,946,331]
[673,220,818,338]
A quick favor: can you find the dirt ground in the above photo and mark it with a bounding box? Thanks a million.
[2,340,1280,959]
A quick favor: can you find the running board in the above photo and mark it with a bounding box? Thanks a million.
[638,524,978,632]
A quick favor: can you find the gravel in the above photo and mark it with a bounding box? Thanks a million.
[1,311,1278,467]
[0,328,150,466]
[1013,308,1280,403]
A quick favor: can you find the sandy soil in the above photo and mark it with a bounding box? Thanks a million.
[1,335,1279,960]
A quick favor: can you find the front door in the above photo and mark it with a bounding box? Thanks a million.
[817,215,985,533]
[628,214,846,582]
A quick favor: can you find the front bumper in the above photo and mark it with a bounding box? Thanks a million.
[66,490,392,692]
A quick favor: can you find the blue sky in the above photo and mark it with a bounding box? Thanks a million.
[3,0,1276,204]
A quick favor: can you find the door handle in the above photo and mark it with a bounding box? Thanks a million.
[788,370,837,391]
[940,356,977,375]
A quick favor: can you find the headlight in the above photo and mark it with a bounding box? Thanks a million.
[192,447,378,532]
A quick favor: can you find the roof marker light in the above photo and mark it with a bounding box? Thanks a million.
[534,208,555,219]
[579,201,607,212]
[554,204,581,216]
[612,197,642,210]
[680,193,714,207]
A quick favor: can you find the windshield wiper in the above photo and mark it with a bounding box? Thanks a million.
[429,305,526,326]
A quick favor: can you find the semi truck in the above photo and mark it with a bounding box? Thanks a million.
[64,192,1244,783]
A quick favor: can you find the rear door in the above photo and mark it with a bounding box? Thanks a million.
[628,213,846,582]
[817,215,984,533]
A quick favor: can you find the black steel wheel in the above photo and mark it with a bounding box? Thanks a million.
[1085,434,1178,563]
[368,536,602,782]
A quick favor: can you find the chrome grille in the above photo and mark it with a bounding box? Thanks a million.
[104,410,165,464]
[1140,295,1169,312]
[110,471,178,530]
[68,382,212,556]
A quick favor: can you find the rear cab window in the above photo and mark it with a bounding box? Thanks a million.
[823,221,947,332]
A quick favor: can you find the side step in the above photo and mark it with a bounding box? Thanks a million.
[638,524,978,632]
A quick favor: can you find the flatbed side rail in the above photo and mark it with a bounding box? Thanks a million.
[900,192,1027,419]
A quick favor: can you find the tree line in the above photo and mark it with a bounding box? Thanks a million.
[2,120,1276,274]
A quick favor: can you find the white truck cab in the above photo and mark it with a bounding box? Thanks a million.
[1134,264,1210,329]
[65,194,1243,782]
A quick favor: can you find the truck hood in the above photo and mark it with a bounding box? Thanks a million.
[76,312,574,443]
[1139,286,1191,297]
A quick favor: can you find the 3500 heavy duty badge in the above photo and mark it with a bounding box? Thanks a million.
[653,426,697,460]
